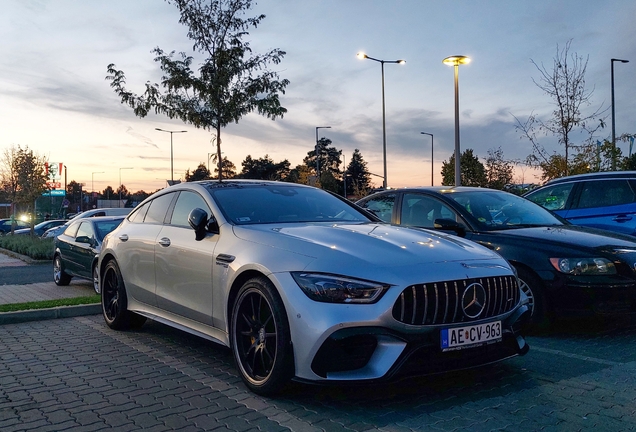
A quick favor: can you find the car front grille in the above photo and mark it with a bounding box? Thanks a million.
[392,275,520,326]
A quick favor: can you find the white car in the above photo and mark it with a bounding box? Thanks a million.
[99,180,530,395]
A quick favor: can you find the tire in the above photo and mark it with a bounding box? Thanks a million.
[53,255,71,286]
[231,277,294,395]
[514,265,550,330]
[101,260,146,330]
[92,264,100,294]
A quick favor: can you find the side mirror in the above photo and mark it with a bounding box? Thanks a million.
[434,218,466,237]
[188,208,219,241]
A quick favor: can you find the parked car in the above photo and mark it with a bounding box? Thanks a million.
[0,218,30,235]
[99,180,530,395]
[70,207,132,219]
[12,219,66,236]
[524,171,636,236]
[53,216,125,293]
[357,186,636,327]
[44,208,132,238]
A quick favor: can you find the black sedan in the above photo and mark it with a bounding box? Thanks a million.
[357,187,636,327]
[53,216,124,293]
[13,219,67,236]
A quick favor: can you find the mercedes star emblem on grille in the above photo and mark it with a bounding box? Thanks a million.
[462,283,486,318]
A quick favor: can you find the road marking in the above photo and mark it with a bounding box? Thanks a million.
[530,346,622,366]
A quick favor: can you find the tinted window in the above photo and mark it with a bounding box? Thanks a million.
[144,193,175,224]
[400,194,457,228]
[170,191,211,227]
[128,202,150,224]
[94,219,123,240]
[359,194,396,223]
[525,183,574,211]
[575,180,636,209]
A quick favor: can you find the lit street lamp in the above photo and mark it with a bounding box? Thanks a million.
[443,55,470,186]
[420,132,434,186]
[315,126,331,180]
[119,167,133,207]
[357,52,405,189]
[611,58,629,170]
[155,128,187,183]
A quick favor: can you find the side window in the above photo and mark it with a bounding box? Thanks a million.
[63,221,81,238]
[144,193,176,224]
[359,194,396,223]
[170,191,211,227]
[526,183,574,211]
[575,180,636,209]
[128,202,150,224]
[76,222,95,240]
[400,194,457,228]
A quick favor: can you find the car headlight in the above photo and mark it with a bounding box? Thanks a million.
[549,258,617,275]
[291,272,390,303]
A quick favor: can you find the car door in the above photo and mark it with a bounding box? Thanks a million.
[116,193,176,307]
[564,179,636,236]
[72,221,99,278]
[154,190,218,326]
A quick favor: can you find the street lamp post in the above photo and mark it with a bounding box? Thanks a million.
[443,55,470,186]
[91,172,104,208]
[420,132,434,186]
[315,126,331,181]
[119,167,133,207]
[611,58,629,170]
[155,128,187,183]
[357,52,405,189]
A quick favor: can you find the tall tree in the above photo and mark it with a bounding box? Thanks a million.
[441,149,486,187]
[209,154,237,179]
[238,155,289,180]
[13,146,49,231]
[514,40,606,180]
[345,149,372,198]
[0,145,20,212]
[106,0,289,180]
[484,147,514,190]
[185,163,212,181]
[303,137,342,185]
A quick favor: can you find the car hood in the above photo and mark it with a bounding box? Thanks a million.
[484,225,636,253]
[233,222,507,268]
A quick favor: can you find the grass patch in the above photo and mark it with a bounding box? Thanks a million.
[0,295,100,313]
[0,235,54,260]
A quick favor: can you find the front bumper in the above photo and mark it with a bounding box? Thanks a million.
[273,272,530,383]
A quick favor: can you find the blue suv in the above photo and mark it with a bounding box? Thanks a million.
[524,171,636,236]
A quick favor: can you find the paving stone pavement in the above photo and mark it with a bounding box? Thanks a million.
[1,314,636,431]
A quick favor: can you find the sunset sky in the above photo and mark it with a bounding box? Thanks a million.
[1,0,635,193]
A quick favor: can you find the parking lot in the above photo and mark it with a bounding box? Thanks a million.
[2,312,636,431]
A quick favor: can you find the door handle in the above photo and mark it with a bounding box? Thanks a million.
[119,234,129,242]
[158,237,171,247]
[612,215,632,223]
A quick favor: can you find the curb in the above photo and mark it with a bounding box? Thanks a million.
[0,304,101,325]
[0,247,50,265]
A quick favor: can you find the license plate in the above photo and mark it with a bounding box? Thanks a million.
[440,321,502,351]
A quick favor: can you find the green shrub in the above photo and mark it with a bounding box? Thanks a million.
[0,235,54,260]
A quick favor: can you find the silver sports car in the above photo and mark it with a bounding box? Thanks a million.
[98,180,530,395]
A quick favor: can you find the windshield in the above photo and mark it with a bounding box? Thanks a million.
[443,189,564,231]
[211,185,371,225]
[94,219,124,241]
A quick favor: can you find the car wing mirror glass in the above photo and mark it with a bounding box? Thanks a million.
[76,235,92,244]
[434,218,466,237]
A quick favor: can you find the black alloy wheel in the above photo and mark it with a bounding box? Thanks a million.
[101,260,145,330]
[231,277,293,395]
